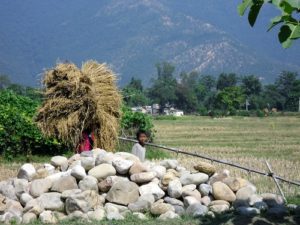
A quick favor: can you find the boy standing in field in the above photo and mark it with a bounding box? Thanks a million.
[132,130,148,161]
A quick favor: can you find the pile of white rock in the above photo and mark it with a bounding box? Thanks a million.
[0,149,298,224]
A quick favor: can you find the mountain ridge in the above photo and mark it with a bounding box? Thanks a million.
[0,0,299,86]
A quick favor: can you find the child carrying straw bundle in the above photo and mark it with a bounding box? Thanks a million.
[36,60,122,152]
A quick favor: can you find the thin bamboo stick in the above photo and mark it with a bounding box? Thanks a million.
[118,137,300,187]
[265,160,287,203]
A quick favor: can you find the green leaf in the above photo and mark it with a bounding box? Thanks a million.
[271,0,295,13]
[279,1,294,14]
[285,0,300,9]
[278,24,294,48]
[248,0,264,26]
[271,0,283,8]
[267,15,283,31]
[290,24,300,39]
[238,0,253,16]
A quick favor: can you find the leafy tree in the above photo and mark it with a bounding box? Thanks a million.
[196,75,217,112]
[216,86,246,113]
[156,62,176,79]
[241,75,262,96]
[286,79,300,111]
[122,77,149,107]
[275,71,300,110]
[262,84,285,110]
[217,73,238,90]
[126,77,143,92]
[199,75,216,92]
[148,62,177,111]
[238,0,300,48]
[275,71,298,96]
[122,87,149,107]
[175,71,199,112]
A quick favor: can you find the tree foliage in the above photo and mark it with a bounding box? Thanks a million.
[217,73,238,90]
[241,75,262,96]
[123,77,149,107]
[120,106,154,139]
[238,0,300,48]
[216,86,246,112]
[122,62,300,115]
[0,90,67,160]
[148,62,177,110]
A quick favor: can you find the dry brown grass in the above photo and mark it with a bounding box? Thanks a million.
[154,116,300,197]
[36,61,122,151]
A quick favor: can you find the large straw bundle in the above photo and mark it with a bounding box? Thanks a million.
[36,60,122,151]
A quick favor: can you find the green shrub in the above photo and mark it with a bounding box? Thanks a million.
[0,90,67,160]
[0,91,156,160]
[256,110,265,117]
[236,110,251,117]
[153,115,177,120]
[208,109,227,117]
[145,146,171,160]
[120,106,155,140]
[198,106,208,116]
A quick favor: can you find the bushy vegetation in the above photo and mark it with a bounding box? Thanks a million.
[0,75,155,159]
[120,106,155,140]
[0,90,67,161]
[123,63,300,116]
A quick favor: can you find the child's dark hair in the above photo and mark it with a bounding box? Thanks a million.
[136,130,147,140]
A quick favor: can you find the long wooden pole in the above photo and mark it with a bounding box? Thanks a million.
[118,137,300,187]
[265,160,287,203]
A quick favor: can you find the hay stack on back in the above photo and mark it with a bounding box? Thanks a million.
[36,60,121,151]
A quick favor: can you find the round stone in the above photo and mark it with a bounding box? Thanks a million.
[51,176,78,193]
[80,157,95,171]
[139,182,165,200]
[106,181,139,205]
[198,183,212,196]
[223,177,249,192]
[71,165,86,180]
[88,164,116,181]
[78,176,98,191]
[30,179,52,197]
[17,164,36,181]
[194,161,216,176]
[186,203,208,218]
[150,201,174,215]
[180,173,209,186]
[151,165,166,179]
[212,181,236,203]
[50,156,68,167]
[129,162,149,175]
[167,179,182,199]
[112,158,133,175]
[130,172,156,184]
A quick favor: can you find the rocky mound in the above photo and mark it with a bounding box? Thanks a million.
[0,149,298,224]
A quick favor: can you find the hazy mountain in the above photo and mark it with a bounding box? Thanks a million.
[0,0,299,86]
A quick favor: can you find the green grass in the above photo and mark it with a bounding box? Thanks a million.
[117,140,171,160]
[18,213,300,225]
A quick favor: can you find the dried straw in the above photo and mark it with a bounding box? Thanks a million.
[36,61,122,151]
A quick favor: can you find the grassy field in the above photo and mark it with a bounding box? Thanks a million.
[153,116,300,201]
[1,116,300,224]
[12,213,300,225]
[1,116,299,199]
